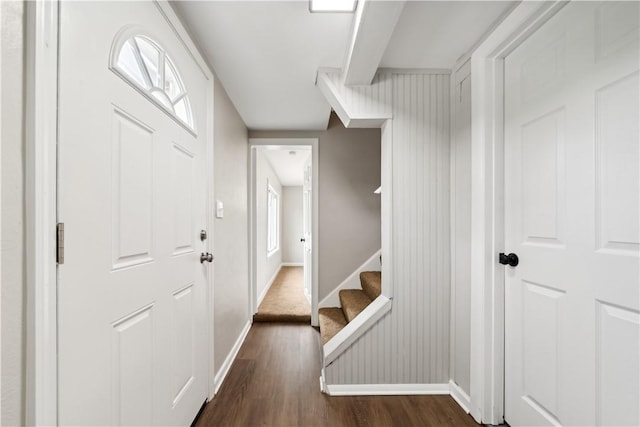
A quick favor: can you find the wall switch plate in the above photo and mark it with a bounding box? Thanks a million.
[216,200,224,218]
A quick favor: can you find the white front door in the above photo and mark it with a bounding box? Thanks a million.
[303,158,312,302]
[504,2,639,426]
[58,2,210,425]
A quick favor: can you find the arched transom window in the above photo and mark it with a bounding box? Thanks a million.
[111,34,195,131]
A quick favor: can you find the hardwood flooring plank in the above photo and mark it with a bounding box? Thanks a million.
[196,323,479,427]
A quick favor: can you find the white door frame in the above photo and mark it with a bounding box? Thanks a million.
[248,138,320,326]
[467,1,568,425]
[25,2,217,424]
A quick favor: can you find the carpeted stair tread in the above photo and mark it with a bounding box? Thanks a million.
[360,271,382,300]
[339,289,373,322]
[318,308,348,345]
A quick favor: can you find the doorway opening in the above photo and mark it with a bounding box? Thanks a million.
[248,139,319,326]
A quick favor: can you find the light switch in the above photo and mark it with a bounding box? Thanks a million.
[216,200,224,218]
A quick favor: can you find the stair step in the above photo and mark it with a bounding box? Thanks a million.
[318,307,348,345]
[360,271,382,300]
[339,289,372,322]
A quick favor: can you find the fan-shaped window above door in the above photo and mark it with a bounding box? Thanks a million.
[111,33,195,132]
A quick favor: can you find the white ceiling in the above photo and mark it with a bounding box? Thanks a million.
[173,1,516,131]
[172,1,353,131]
[380,1,515,69]
[261,147,311,186]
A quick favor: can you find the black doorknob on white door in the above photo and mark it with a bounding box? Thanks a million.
[300,238,306,242]
[499,252,519,267]
[200,252,214,263]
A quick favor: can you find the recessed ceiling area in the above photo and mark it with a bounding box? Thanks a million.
[261,147,311,186]
[173,1,517,131]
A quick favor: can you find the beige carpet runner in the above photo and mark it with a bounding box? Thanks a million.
[318,271,381,344]
[254,266,311,323]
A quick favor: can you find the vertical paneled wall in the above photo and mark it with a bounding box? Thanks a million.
[323,72,451,385]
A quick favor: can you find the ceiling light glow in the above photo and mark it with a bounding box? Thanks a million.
[310,0,357,13]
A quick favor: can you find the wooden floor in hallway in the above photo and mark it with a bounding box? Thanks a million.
[195,323,479,427]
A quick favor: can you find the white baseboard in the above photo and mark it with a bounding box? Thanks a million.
[324,382,449,396]
[449,380,471,414]
[319,250,381,308]
[213,320,251,394]
[281,262,303,267]
[256,265,282,309]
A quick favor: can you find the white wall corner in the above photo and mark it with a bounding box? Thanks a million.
[319,250,381,308]
[449,380,471,414]
[213,320,251,395]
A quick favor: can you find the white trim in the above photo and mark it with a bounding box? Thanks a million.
[319,370,327,393]
[249,138,320,325]
[0,3,2,418]
[323,296,391,365]
[449,380,472,414]
[204,48,216,402]
[380,120,393,299]
[25,1,59,425]
[377,67,451,75]
[0,1,2,417]
[319,249,381,308]
[467,2,568,425]
[281,262,303,267]
[324,383,449,396]
[213,321,251,395]
[266,182,280,257]
[256,265,282,309]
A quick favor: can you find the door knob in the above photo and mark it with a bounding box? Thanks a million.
[300,238,306,242]
[200,252,214,263]
[499,252,519,267]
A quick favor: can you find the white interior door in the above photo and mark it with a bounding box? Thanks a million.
[303,158,312,302]
[58,2,210,425]
[504,2,639,426]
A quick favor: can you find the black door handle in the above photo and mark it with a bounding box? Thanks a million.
[499,252,519,267]
[300,238,306,242]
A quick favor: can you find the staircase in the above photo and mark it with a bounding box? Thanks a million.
[318,271,381,344]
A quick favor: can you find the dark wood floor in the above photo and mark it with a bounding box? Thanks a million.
[195,323,479,427]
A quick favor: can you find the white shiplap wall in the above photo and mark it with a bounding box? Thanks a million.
[319,71,451,385]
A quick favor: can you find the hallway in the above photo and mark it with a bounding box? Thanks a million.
[195,323,478,426]
[254,267,311,323]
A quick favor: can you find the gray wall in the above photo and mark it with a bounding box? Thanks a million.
[451,62,472,397]
[317,115,381,299]
[1,2,26,425]
[249,115,382,301]
[255,148,282,299]
[281,186,303,264]
[212,77,251,373]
